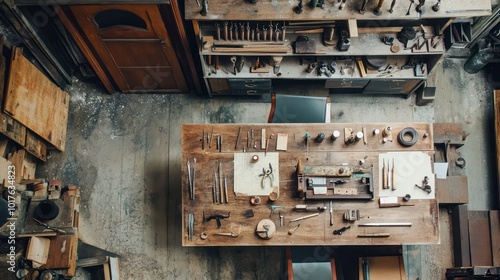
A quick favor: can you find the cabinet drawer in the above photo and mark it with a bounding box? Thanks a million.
[364,79,421,93]
[232,89,271,95]
[325,79,369,89]
[228,79,272,90]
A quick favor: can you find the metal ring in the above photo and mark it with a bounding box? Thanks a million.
[398,127,419,147]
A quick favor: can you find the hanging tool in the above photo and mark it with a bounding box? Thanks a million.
[200,0,208,16]
[406,0,414,15]
[359,0,368,13]
[295,0,304,13]
[230,56,237,75]
[387,159,392,190]
[333,224,351,235]
[339,0,347,10]
[289,213,319,223]
[246,22,251,41]
[204,211,231,228]
[329,201,333,226]
[234,24,239,40]
[33,218,66,234]
[374,0,385,15]
[247,131,251,149]
[239,23,245,41]
[215,23,221,40]
[416,0,425,15]
[294,205,327,211]
[229,22,233,41]
[389,0,396,13]
[223,21,228,40]
[432,0,440,11]
[279,212,284,227]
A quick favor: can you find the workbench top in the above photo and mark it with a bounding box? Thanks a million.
[182,123,439,246]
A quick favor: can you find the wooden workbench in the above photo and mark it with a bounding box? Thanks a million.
[182,123,439,246]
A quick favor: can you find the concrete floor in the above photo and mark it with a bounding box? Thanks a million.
[36,56,497,279]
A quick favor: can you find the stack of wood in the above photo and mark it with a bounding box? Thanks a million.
[0,39,69,184]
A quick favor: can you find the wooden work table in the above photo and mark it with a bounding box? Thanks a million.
[182,123,439,246]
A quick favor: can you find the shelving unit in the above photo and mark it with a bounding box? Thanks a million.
[185,0,491,96]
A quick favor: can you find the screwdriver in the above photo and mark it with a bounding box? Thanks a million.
[382,159,388,189]
[392,158,396,190]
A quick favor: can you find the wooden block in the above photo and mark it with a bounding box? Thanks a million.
[489,210,500,266]
[276,133,288,151]
[356,58,366,78]
[40,232,79,277]
[0,156,12,186]
[0,113,26,146]
[348,19,358,38]
[25,130,47,161]
[26,236,50,265]
[7,149,36,183]
[4,47,69,151]
[468,211,493,266]
[436,176,468,204]
[452,204,471,267]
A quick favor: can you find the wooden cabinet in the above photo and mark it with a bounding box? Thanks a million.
[58,3,200,94]
[185,0,491,96]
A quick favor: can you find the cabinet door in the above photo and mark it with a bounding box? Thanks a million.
[69,5,187,93]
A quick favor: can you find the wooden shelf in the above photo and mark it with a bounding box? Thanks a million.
[203,56,427,79]
[186,0,491,21]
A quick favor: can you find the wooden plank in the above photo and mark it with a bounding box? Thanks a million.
[25,130,47,161]
[0,113,26,146]
[468,211,492,266]
[451,204,470,267]
[436,176,468,205]
[4,47,69,151]
[26,236,50,265]
[495,90,500,209]
[348,19,358,38]
[7,149,36,183]
[181,123,438,247]
[490,210,500,266]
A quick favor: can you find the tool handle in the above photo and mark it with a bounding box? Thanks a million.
[359,0,368,13]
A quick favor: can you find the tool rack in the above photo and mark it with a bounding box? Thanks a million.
[185,0,491,96]
[181,123,439,247]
